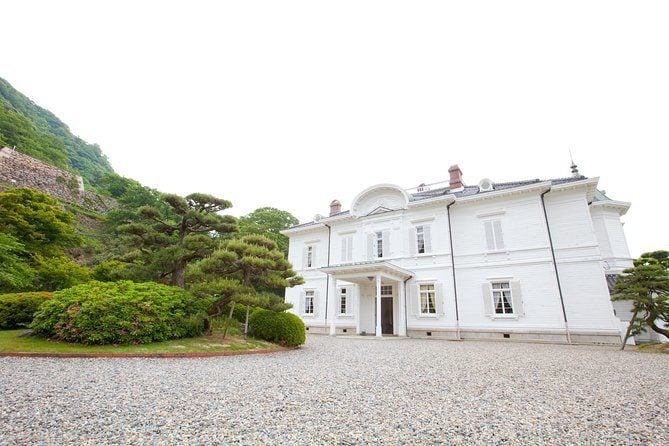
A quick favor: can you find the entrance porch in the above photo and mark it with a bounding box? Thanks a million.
[320,261,413,337]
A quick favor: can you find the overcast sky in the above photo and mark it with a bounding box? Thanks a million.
[1,1,667,256]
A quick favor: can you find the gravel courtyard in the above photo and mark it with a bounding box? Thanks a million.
[1,336,668,445]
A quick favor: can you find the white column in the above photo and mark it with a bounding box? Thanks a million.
[398,279,407,336]
[355,285,361,335]
[375,273,382,337]
[329,275,337,336]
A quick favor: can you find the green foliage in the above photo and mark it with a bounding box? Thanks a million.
[249,309,306,347]
[0,77,113,185]
[0,233,35,292]
[30,281,214,345]
[0,291,53,329]
[115,192,237,287]
[0,187,81,256]
[33,255,91,291]
[613,251,669,340]
[238,207,298,257]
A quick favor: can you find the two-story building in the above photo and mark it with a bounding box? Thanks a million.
[282,164,633,344]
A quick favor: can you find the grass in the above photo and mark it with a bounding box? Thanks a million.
[636,342,669,354]
[0,328,278,355]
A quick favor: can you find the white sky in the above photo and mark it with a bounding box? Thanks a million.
[1,1,667,256]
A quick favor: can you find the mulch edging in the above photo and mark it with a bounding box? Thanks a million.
[0,347,295,359]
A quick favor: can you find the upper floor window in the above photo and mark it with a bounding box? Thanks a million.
[306,246,314,268]
[419,283,436,314]
[376,231,383,258]
[367,231,389,259]
[416,226,425,253]
[304,290,315,314]
[484,219,505,251]
[341,235,353,262]
[491,282,513,314]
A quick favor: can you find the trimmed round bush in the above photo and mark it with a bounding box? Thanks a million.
[249,309,306,347]
[30,281,213,345]
[0,292,54,329]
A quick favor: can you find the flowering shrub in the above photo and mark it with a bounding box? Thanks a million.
[0,292,54,329]
[30,281,213,345]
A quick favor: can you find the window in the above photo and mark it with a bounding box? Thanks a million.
[341,235,353,262]
[484,219,505,250]
[339,288,347,314]
[419,284,436,314]
[491,282,513,314]
[416,226,425,254]
[306,246,313,268]
[304,290,315,314]
[376,231,383,258]
[381,285,393,297]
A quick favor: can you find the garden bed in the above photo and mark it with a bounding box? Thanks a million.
[0,329,288,358]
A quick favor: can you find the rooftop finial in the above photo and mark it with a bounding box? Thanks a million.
[569,149,579,177]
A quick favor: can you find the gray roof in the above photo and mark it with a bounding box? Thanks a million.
[288,175,589,230]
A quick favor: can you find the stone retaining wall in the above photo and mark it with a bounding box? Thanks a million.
[0,147,115,212]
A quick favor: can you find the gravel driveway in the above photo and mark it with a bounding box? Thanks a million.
[1,335,668,445]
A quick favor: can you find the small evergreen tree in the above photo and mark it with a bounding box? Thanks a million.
[613,251,669,348]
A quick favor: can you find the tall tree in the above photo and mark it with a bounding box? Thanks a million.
[613,251,669,348]
[237,207,298,257]
[119,193,236,287]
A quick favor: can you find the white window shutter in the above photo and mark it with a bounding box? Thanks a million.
[435,282,444,317]
[409,227,416,256]
[484,222,495,251]
[482,283,493,316]
[347,236,353,261]
[311,246,317,268]
[312,290,320,317]
[302,247,309,269]
[493,220,504,249]
[367,233,375,259]
[424,225,432,253]
[340,238,347,263]
[382,231,390,257]
[410,284,420,315]
[299,290,305,314]
[511,281,523,316]
[345,287,353,314]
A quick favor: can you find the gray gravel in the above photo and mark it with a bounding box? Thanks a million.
[1,336,668,445]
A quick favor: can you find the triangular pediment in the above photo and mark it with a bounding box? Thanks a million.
[367,206,394,216]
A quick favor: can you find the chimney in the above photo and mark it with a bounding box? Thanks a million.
[329,199,342,216]
[448,164,464,189]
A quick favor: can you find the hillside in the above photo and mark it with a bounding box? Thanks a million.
[0,77,114,186]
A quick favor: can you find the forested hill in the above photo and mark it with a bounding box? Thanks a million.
[0,76,114,186]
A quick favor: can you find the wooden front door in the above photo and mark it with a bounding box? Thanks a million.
[381,297,393,334]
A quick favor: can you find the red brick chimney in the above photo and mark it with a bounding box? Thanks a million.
[329,199,342,216]
[448,164,464,189]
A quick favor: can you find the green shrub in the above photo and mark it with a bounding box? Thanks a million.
[30,281,214,345]
[0,292,53,329]
[249,309,306,347]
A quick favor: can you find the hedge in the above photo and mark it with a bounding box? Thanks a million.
[249,309,306,347]
[30,281,213,345]
[0,292,54,329]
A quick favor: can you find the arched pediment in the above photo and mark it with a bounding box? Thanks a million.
[350,184,409,217]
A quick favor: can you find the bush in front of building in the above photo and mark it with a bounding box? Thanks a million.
[249,309,306,347]
[30,281,213,345]
[0,292,54,329]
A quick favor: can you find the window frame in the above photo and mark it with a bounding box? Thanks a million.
[376,231,383,258]
[339,287,347,315]
[484,219,505,251]
[416,225,425,254]
[491,281,514,316]
[419,283,437,316]
[304,289,315,315]
[306,245,314,268]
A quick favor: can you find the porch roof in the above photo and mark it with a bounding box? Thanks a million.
[320,260,413,280]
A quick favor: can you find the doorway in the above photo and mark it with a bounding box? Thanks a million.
[381,285,393,334]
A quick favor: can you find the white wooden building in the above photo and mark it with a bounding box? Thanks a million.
[282,164,634,344]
